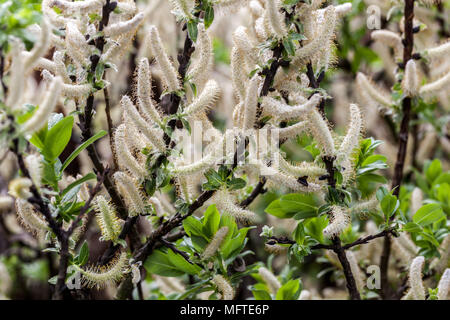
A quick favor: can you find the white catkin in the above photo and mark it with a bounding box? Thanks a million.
[323,206,350,238]
[94,195,122,242]
[261,165,322,193]
[15,199,49,234]
[409,256,426,300]
[148,197,164,216]
[168,0,195,19]
[259,267,281,294]
[335,2,352,16]
[275,152,327,178]
[410,187,423,217]
[212,275,234,300]
[6,40,24,109]
[9,178,32,199]
[306,109,335,157]
[371,30,403,61]
[337,104,362,164]
[403,60,419,97]
[24,19,50,72]
[243,76,260,129]
[423,41,450,60]
[149,26,180,92]
[184,80,221,117]
[437,269,450,300]
[232,26,258,65]
[22,77,62,134]
[24,154,42,188]
[202,227,229,260]
[262,94,321,121]
[291,6,336,66]
[346,251,365,292]
[214,189,258,224]
[430,234,450,273]
[53,51,71,83]
[187,23,213,89]
[397,233,418,255]
[299,290,312,300]
[114,124,147,179]
[231,47,248,101]
[121,96,166,152]
[272,120,309,139]
[21,52,56,73]
[419,71,450,95]
[103,13,144,37]
[137,58,162,125]
[65,22,90,66]
[113,171,147,216]
[42,69,93,98]
[50,0,103,15]
[74,251,128,288]
[265,0,287,39]
[356,72,393,108]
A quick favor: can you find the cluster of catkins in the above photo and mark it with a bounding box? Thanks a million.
[353,0,450,169]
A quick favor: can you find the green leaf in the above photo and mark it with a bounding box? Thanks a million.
[42,116,74,161]
[403,222,422,233]
[253,289,272,300]
[203,204,220,239]
[145,250,185,277]
[227,178,246,190]
[265,199,293,219]
[183,216,205,238]
[282,38,295,56]
[166,249,201,275]
[204,5,214,29]
[61,130,107,173]
[380,194,399,220]
[187,20,198,42]
[279,194,318,220]
[60,172,96,200]
[77,241,89,266]
[275,279,301,300]
[425,159,442,184]
[413,204,445,227]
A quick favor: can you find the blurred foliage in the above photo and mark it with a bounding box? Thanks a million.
[0,0,42,51]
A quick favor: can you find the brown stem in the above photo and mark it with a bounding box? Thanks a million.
[103,88,118,169]
[332,237,361,300]
[380,0,415,299]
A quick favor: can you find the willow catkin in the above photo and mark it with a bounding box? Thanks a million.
[212,275,234,300]
[323,206,350,239]
[437,269,450,300]
[258,267,281,294]
[201,227,229,260]
[408,256,426,300]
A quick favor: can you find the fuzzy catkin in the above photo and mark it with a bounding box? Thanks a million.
[202,227,229,260]
[149,26,180,92]
[187,23,213,89]
[437,269,450,300]
[113,172,147,216]
[258,267,281,294]
[75,251,128,289]
[265,0,288,39]
[214,190,258,224]
[403,60,419,97]
[262,94,321,121]
[22,77,62,134]
[408,256,426,300]
[337,103,362,165]
[356,72,393,108]
[243,76,260,129]
[24,18,50,72]
[121,96,166,152]
[103,13,144,37]
[114,124,147,179]
[306,109,335,157]
[94,196,122,242]
[137,58,162,125]
[323,206,350,238]
[184,80,221,117]
[212,275,234,300]
[15,199,49,235]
